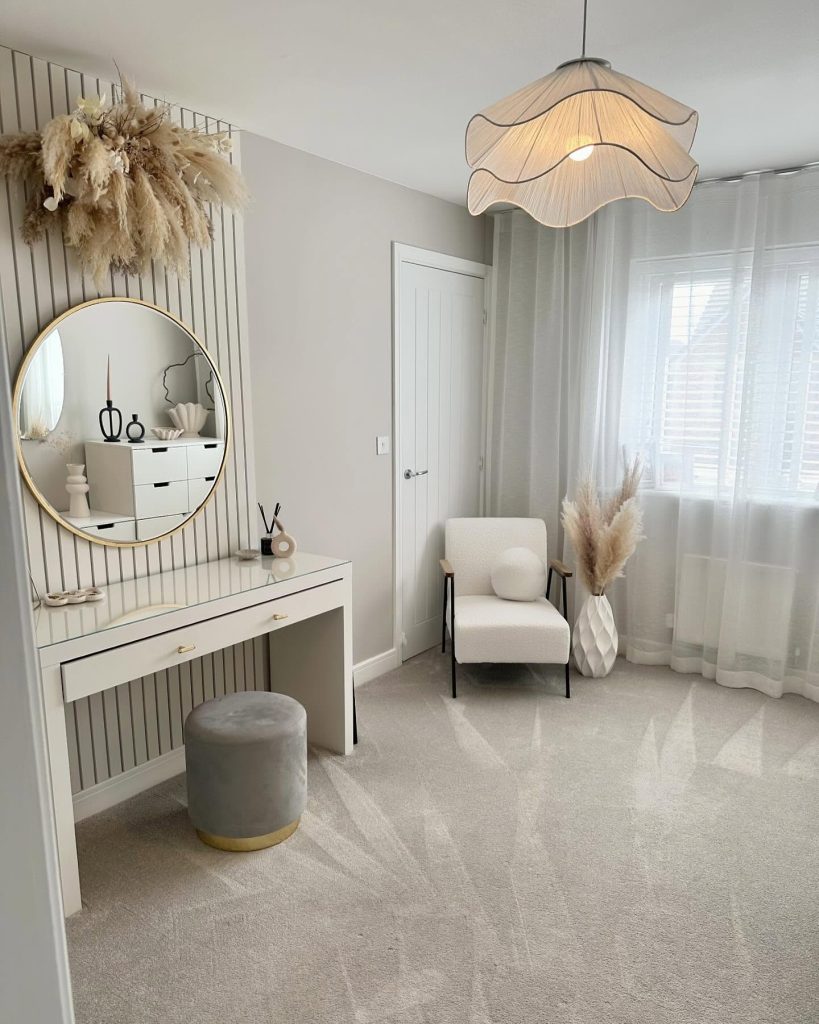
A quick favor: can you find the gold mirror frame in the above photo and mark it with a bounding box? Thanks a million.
[12,297,231,548]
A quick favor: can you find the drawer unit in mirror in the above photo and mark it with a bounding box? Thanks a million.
[64,511,136,541]
[85,438,225,540]
[131,445,187,485]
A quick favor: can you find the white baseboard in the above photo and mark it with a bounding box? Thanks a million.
[73,747,186,822]
[353,647,400,687]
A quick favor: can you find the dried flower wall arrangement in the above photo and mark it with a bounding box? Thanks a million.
[0,81,248,286]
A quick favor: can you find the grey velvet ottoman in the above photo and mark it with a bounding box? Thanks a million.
[184,691,307,851]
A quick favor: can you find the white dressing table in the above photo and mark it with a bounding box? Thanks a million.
[34,553,353,917]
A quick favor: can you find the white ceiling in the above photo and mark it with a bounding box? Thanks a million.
[2,0,818,205]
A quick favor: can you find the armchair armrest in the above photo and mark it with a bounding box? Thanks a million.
[440,558,454,578]
[549,559,573,579]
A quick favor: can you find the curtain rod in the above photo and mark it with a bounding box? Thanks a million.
[696,159,819,184]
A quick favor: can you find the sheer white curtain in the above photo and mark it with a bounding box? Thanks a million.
[489,167,819,701]
[19,330,64,439]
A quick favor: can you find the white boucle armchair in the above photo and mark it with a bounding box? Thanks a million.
[440,518,572,699]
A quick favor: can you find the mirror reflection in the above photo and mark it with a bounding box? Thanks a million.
[16,299,228,545]
[19,328,65,439]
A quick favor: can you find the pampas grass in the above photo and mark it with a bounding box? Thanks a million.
[561,456,644,595]
[0,79,248,286]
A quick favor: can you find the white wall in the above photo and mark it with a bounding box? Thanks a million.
[0,309,73,1023]
[242,133,488,662]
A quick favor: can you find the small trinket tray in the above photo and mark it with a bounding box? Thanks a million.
[236,549,261,561]
[43,586,106,607]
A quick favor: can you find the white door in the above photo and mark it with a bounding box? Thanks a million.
[399,258,486,661]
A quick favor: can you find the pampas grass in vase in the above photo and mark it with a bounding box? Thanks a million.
[561,456,644,677]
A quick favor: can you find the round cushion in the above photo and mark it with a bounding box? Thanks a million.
[490,546,547,601]
[184,691,307,850]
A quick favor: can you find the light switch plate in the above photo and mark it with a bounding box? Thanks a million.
[376,435,390,455]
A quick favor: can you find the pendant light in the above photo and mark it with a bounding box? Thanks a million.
[465,0,698,227]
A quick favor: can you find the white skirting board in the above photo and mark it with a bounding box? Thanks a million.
[73,747,186,822]
[353,648,400,687]
[73,648,401,821]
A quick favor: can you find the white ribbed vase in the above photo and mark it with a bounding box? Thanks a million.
[65,463,90,519]
[573,594,618,677]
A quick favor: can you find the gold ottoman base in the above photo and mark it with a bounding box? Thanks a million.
[196,817,300,852]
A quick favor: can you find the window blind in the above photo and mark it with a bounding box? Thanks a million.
[621,248,819,497]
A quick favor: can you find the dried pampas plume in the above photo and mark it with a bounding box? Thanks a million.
[0,77,248,286]
[561,455,644,595]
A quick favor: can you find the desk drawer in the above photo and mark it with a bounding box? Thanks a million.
[62,579,344,702]
[132,446,188,485]
[134,480,189,518]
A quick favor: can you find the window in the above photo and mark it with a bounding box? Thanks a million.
[619,247,819,498]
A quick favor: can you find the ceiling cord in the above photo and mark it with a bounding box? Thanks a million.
[581,0,588,57]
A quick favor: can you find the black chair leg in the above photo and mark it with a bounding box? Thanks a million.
[449,580,456,698]
[564,661,571,699]
[442,576,448,653]
[353,687,358,744]
[546,566,553,603]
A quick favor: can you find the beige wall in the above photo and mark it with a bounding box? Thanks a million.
[242,132,488,663]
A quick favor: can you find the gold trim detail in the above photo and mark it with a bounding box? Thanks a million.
[11,296,232,549]
[195,818,300,852]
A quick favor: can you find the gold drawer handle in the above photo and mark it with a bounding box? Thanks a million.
[177,644,196,654]
[272,613,288,621]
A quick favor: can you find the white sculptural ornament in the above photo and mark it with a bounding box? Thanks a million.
[168,402,209,437]
[65,463,91,519]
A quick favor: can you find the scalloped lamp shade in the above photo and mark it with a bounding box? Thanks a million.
[466,57,698,227]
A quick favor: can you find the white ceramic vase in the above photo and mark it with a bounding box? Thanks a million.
[573,594,618,677]
[65,463,90,519]
[168,402,208,437]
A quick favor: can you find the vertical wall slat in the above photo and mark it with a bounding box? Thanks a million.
[0,46,258,797]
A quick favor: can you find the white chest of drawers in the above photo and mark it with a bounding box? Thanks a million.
[84,437,225,540]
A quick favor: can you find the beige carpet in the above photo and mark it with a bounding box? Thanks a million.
[67,652,819,1023]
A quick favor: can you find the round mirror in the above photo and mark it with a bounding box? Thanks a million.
[13,298,230,546]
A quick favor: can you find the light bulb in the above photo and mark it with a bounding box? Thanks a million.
[569,144,594,162]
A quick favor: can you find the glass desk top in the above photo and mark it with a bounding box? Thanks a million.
[33,553,349,649]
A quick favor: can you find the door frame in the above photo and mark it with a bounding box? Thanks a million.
[391,242,491,662]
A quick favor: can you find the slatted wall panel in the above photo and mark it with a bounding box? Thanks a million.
[0,45,267,795]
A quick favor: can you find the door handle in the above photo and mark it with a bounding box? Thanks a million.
[404,469,429,480]
[272,613,288,621]
[177,644,196,654]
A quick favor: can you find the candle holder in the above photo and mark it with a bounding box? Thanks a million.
[126,413,145,443]
[98,399,122,442]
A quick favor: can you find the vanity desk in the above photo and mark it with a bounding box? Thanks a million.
[35,553,354,917]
